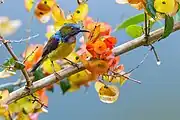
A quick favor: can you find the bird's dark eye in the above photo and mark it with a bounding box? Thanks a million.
[76,10,80,14]
[75,56,79,60]
[44,1,47,4]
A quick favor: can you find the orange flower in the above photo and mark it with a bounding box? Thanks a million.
[84,17,112,37]
[116,0,146,10]
[80,56,109,75]
[86,43,97,58]
[108,56,120,68]
[103,36,117,49]
[23,44,43,70]
[36,88,48,106]
[93,40,107,54]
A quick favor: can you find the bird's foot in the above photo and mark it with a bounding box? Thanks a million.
[70,62,79,69]
[54,72,62,80]
[64,58,79,69]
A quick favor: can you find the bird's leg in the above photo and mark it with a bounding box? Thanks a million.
[50,60,61,80]
[63,58,79,69]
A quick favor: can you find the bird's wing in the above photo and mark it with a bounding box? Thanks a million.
[42,37,60,58]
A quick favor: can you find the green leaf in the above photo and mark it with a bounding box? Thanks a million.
[0,85,14,92]
[125,25,143,38]
[115,13,145,31]
[14,61,25,70]
[161,15,174,39]
[146,0,156,18]
[59,79,71,94]
[33,68,44,81]
[3,58,15,67]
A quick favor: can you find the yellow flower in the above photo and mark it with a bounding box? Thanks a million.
[154,0,176,14]
[95,81,119,103]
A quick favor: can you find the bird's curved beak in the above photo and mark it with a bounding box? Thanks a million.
[78,29,90,33]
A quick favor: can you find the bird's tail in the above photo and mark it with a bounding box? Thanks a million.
[30,57,45,73]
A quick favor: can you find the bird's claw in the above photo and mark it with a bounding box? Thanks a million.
[64,58,79,69]
[54,72,62,80]
[70,62,79,69]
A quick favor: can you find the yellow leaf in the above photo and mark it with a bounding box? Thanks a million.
[51,4,66,22]
[72,2,89,22]
[39,0,55,8]
[9,102,21,113]
[103,72,130,86]
[119,72,130,86]
[54,19,75,30]
[66,52,80,63]
[0,105,8,115]
[57,52,81,67]
[24,0,34,12]
[68,83,80,92]
[68,70,90,84]
[17,112,31,120]
[94,81,104,92]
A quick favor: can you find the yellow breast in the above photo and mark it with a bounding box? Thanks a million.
[48,43,75,61]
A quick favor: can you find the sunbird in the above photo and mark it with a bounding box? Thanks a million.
[31,23,89,72]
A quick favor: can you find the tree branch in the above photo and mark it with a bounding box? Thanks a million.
[113,22,180,55]
[2,22,180,105]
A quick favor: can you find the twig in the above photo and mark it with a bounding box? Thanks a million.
[23,46,39,63]
[80,21,88,42]
[9,34,39,43]
[104,74,141,84]
[144,12,149,40]
[124,49,150,75]
[144,12,161,64]
[0,76,34,91]
[2,22,180,105]
[0,34,39,47]
[8,111,13,120]
[150,44,161,65]
[31,94,48,108]
[24,0,36,58]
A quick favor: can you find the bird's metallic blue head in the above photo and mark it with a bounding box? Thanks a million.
[59,23,89,43]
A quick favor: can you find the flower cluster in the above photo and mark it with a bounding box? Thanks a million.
[116,0,179,17]
[74,17,129,103]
